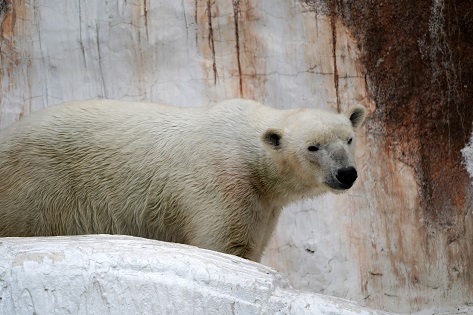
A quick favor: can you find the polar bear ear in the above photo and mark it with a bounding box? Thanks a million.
[345,105,367,130]
[262,128,283,149]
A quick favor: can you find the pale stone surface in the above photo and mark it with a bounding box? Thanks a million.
[0,235,393,315]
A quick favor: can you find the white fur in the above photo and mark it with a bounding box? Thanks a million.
[0,99,366,261]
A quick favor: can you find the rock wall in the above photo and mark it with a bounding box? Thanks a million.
[1,1,472,313]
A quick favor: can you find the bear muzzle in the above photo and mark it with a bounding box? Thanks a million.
[334,166,358,189]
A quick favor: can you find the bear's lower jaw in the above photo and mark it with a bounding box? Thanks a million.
[324,179,355,192]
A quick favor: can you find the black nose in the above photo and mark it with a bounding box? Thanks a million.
[336,167,358,188]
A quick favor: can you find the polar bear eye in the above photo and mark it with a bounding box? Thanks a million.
[347,138,353,144]
[308,145,319,152]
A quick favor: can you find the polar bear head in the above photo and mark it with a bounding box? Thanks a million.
[261,105,367,196]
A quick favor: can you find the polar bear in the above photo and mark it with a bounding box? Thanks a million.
[0,99,366,261]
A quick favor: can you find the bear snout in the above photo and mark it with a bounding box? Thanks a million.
[335,166,358,189]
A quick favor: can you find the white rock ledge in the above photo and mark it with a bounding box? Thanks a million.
[0,235,393,315]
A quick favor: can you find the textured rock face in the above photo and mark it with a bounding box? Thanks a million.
[0,235,394,315]
[337,0,473,239]
[1,1,472,313]
[325,0,473,311]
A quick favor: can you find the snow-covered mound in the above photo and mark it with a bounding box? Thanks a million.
[0,235,392,315]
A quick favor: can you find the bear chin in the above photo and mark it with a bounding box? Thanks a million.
[324,179,355,193]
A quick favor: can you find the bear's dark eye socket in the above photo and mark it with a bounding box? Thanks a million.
[347,138,353,144]
[308,145,319,152]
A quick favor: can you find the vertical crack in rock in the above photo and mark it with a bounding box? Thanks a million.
[33,1,48,106]
[232,0,243,97]
[95,22,107,98]
[206,0,217,85]
[194,0,199,46]
[181,0,189,43]
[77,0,86,67]
[330,13,340,113]
[143,0,149,41]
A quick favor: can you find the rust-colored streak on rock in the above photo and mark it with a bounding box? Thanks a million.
[333,0,473,306]
[328,4,340,113]
[301,0,473,308]
[0,0,27,47]
[0,0,28,99]
[0,0,28,51]
[339,0,473,237]
[232,0,266,101]
[143,0,149,40]
[0,1,16,82]
[232,0,243,97]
